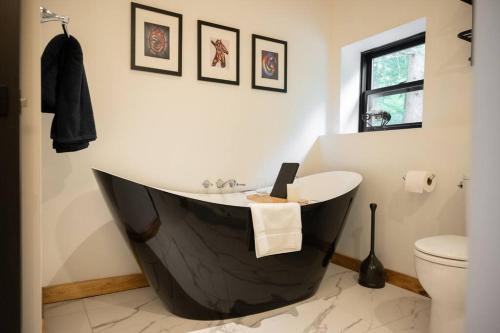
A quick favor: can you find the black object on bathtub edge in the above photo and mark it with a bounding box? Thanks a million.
[93,169,360,320]
[270,162,300,199]
[358,203,386,289]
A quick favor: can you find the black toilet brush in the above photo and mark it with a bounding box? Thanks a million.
[358,203,385,288]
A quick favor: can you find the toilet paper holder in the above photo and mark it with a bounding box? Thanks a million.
[402,174,436,185]
[457,176,471,189]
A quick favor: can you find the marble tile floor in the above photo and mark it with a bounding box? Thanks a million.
[44,264,430,333]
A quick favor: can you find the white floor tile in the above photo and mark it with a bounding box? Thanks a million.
[367,308,430,333]
[44,300,86,318]
[43,264,431,333]
[83,287,157,310]
[85,297,168,331]
[326,271,430,329]
[44,311,92,333]
[190,323,251,333]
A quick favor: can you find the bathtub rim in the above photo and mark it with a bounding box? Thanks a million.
[92,168,362,208]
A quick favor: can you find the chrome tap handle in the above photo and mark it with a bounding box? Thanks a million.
[202,180,213,189]
[216,179,225,189]
[216,179,246,189]
[227,179,246,188]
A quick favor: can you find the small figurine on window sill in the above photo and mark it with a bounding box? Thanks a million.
[363,111,392,129]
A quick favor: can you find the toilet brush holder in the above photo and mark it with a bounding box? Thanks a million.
[358,203,385,288]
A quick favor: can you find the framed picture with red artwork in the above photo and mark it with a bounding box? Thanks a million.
[131,3,182,76]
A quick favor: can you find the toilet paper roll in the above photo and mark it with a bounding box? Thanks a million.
[404,171,436,193]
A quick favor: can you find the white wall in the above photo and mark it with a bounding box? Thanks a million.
[20,0,42,331]
[41,0,475,286]
[467,1,500,332]
[302,0,472,277]
[41,0,333,285]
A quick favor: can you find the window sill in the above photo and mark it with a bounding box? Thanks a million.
[360,122,422,133]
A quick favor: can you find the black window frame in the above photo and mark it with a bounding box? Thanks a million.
[359,32,426,132]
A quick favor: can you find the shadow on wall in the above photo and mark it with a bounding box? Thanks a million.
[300,137,329,176]
[437,190,466,234]
[49,220,140,286]
[301,136,363,259]
[387,184,466,236]
[42,115,72,202]
[44,134,328,286]
[387,186,431,223]
[337,189,364,260]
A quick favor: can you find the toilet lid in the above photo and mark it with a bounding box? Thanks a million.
[415,235,468,261]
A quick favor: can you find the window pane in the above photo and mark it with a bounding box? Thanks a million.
[371,44,425,89]
[366,89,423,127]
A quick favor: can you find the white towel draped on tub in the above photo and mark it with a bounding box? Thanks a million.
[249,202,302,258]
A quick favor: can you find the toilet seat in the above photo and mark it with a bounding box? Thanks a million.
[414,249,468,268]
[414,235,468,268]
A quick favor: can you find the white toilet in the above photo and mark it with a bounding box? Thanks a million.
[414,235,468,333]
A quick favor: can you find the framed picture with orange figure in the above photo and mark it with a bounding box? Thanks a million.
[198,20,240,85]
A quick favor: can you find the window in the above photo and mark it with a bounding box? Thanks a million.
[359,32,425,132]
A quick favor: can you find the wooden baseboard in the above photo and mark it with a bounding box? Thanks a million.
[332,253,428,297]
[42,255,426,305]
[42,273,149,304]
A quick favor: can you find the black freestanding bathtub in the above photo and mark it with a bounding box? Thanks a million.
[93,169,361,320]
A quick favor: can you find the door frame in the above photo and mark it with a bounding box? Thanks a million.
[0,0,21,332]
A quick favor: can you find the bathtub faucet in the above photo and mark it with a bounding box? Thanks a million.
[216,179,246,189]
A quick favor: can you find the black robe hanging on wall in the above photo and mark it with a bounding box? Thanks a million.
[42,34,97,153]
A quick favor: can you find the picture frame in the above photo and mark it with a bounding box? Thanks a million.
[252,34,287,93]
[131,2,182,76]
[198,20,240,85]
